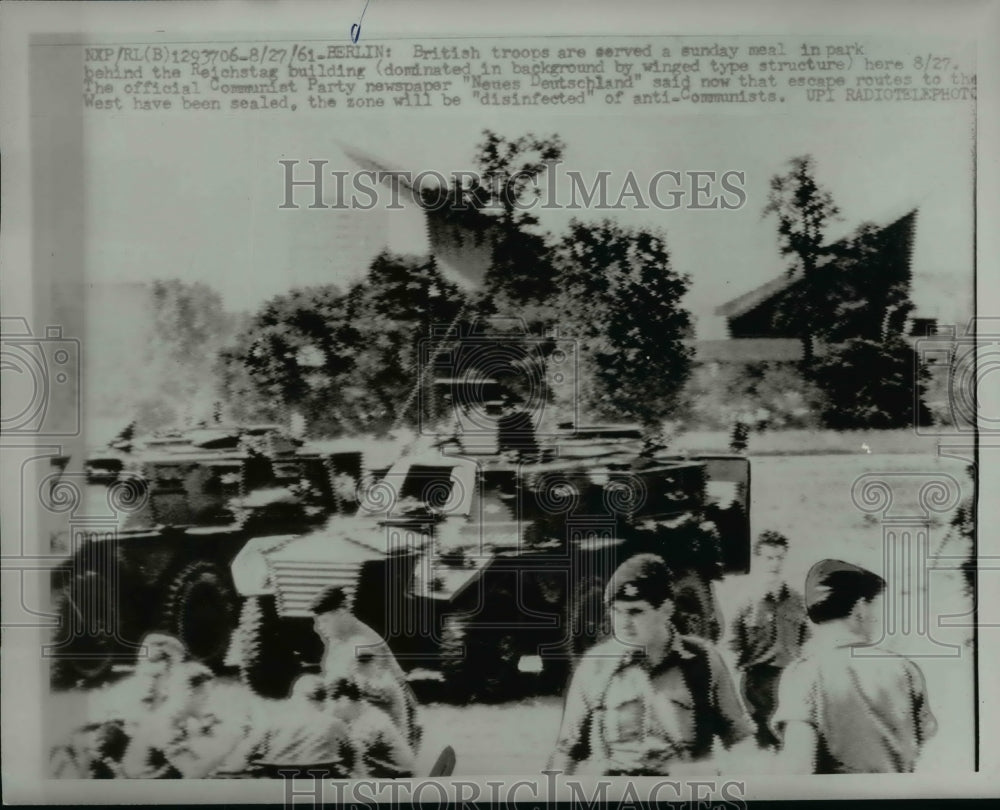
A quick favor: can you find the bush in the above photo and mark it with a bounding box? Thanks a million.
[809,337,931,429]
[681,361,824,431]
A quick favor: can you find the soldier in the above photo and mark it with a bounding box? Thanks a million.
[51,632,191,779]
[548,554,753,776]
[158,670,356,779]
[325,676,416,778]
[772,559,937,773]
[142,663,220,778]
[242,675,356,779]
[50,719,131,779]
[309,585,422,752]
[727,531,810,749]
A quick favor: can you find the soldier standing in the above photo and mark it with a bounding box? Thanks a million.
[772,559,937,773]
[727,531,810,749]
[548,554,753,776]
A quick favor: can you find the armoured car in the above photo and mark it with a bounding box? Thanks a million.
[230,426,750,700]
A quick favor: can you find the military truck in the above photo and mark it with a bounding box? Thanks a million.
[229,426,750,701]
[49,425,374,688]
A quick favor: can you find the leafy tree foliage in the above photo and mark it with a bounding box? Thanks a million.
[763,157,931,429]
[432,131,565,309]
[762,155,842,358]
[553,219,693,429]
[131,280,238,430]
[224,133,694,439]
[810,337,932,429]
[222,253,467,436]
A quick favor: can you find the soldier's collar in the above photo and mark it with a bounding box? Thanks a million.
[765,582,789,601]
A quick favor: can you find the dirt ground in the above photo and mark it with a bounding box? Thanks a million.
[49,451,974,776]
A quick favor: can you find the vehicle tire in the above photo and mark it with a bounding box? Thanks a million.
[49,580,116,690]
[235,595,300,699]
[440,615,521,704]
[161,561,239,670]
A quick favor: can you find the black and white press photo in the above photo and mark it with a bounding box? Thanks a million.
[1,0,997,804]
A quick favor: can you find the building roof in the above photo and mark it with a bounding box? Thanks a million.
[715,209,918,321]
[340,143,499,292]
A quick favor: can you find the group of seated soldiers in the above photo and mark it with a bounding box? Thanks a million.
[51,586,421,779]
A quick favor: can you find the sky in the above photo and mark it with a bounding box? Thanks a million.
[81,94,975,339]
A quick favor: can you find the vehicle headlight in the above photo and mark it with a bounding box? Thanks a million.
[231,540,276,596]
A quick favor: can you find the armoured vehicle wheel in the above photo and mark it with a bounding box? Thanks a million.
[440,615,521,704]
[235,596,300,699]
[50,583,115,689]
[162,561,238,669]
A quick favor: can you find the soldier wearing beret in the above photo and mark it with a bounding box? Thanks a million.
[548,554,753,776]
[772,559,937,773]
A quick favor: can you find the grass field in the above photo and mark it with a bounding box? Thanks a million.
[51,449,975,777]
[671,427,957,457]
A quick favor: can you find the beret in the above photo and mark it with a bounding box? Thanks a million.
[604,553,674,606]
[310,584,351,616]
[804,558,884,611]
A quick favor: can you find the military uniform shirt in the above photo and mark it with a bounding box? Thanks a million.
[321,625,422,752]
[729,584,810,670]
[552,634,752,774]
[773,643,937,773]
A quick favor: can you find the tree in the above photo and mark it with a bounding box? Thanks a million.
[553,219,693,431]
[762,155,841,360]
[810,336,932,429]
[132,280,238,430]
[221,252,468,437]
[343,251,468,433]
[433,130,565,309]
[228,284,360,433]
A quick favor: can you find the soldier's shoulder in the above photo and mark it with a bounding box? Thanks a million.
[344,619,390,645]
[775,654,822,697]
[868,647,929,682]
[580,637,630,660]
[576,639,632,673]
[783,586,808,607]
[678,633,723,663]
